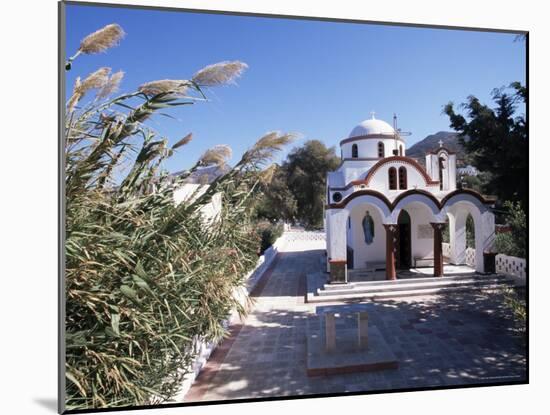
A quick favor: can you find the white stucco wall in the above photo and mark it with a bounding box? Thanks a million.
[328,160,442,205]
[425,150,456,190]
[173,183,222,225]
[173,183,207,203]
[341,137,405,159]
[368,161,438,193]
[444,195,495,273]
[326,208,348,261]
[340,162,378,184]
[426,153,438,180]
[408,206,434,261]
[347,206,436,269]
[349,206,386,267]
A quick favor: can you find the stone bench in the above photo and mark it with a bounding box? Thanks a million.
[315,304,370,351]
[307,304,399,376]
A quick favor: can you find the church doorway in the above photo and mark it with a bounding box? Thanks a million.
[396,210,412,269]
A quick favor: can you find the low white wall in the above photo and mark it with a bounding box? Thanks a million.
[465,247,476,267]
[282,230,325,242]
[442,242,475,266]
[495,254,527,286]
[177,232,287,401]
[442,242,526,285]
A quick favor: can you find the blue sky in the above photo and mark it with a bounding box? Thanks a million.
[65,4,526,173]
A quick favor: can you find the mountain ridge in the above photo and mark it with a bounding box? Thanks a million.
[406,131,467,164]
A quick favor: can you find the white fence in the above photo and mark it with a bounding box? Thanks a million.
[281,230,326,242]
[465,247,476,267]
[495,254,527,285]
[442,242,526,285]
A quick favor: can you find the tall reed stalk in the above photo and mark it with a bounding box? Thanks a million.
[64,25,293,410]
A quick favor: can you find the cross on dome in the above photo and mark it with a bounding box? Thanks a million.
[370,111,376,119]
[438,139,444,147]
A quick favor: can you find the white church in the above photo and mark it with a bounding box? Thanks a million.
[325,114,497,283]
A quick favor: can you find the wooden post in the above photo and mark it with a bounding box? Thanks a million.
[384,224,397,280]
[431,222,445,277]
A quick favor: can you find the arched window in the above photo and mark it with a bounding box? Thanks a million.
[377,142,385,158]
[398,166,408,189]
[352,144,358,158]
[399,145,403,156]
[362,211,375,245]
[388,167,397,190]
[438,156,446,190]
[466,214,475,249]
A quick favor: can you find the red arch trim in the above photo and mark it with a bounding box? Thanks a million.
[440,188,497,207]
[327,189,393,210]
[363,156,439,186]
[327,188,496,211]
[329,156,439,191]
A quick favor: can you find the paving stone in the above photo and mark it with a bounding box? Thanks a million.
[186,243,527,402]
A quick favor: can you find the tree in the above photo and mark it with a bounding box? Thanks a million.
[444,82,527,208]
[495,201,527,258]
[63,23,297,410]
[283,140,340,229]
[254,164,298,223]
[459,172,489,194]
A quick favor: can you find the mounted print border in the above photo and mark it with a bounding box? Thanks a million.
[59,1,528,413]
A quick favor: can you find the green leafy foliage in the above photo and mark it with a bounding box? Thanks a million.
[257,140,339,229]
[442,220,450,244]
[255,221,284,254]
[284,140,340,229]
[502,287,526,340]
[459,172,490,194]
[495,201,527,258]
[254,165,298,223]
[64,28,293,410]
[466,214,475,249]
[444,82,527,208]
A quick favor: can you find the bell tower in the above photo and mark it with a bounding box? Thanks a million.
[425,143,456,191]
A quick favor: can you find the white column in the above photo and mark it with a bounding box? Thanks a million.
[481,210,496,253]
[448,154,457,191]
[327,209,348,261]
[449,212,467,265]
[326,208,349,283]
[475,209,496,272]
[326,213,331,272]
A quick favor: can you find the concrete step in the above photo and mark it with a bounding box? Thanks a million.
[348,262,451,275]
[323,273,480,290]
[317,276,510,297]
[307,274,514,303]
[321,273,488,291]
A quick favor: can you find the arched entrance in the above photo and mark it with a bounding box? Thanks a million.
[396,210,412,269]
[443,193,495,273]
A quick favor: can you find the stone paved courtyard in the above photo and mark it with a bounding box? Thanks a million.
[185,239,526,402]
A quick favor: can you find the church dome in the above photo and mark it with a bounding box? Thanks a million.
[348,116,395,138]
